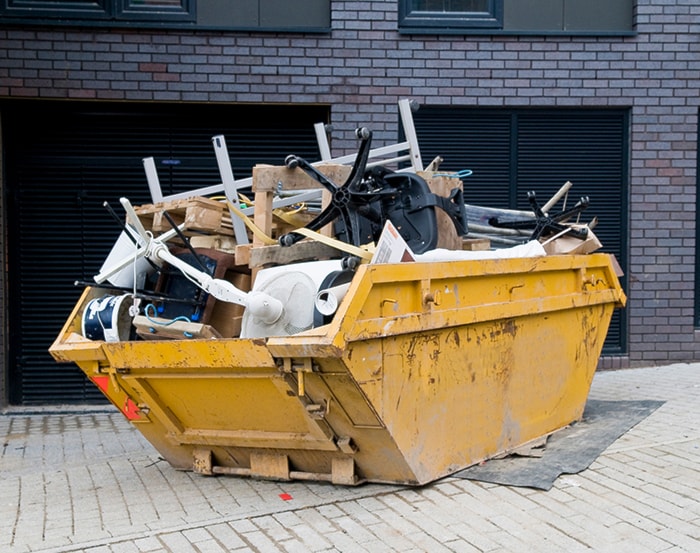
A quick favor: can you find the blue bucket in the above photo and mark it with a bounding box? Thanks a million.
[81,294,133,342]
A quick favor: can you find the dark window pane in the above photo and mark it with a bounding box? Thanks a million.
[400,0,503,30]
[410,1,490,13]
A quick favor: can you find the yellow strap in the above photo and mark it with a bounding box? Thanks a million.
[225,200,277,245]
[225,200,374,260]
[272,205,309,228]
[293,227,374,260]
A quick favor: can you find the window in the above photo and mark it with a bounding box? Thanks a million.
[1,0,195,23]
[399,0,503,32]
[0,0,332,30]
[119,0,193,21]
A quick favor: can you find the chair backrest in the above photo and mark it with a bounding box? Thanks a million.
[141,99,426,246]
[315,98,423,173]
[142,135,251,244]
[144,98,424,204]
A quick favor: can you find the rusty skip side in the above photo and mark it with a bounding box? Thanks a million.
[50,253,626,486]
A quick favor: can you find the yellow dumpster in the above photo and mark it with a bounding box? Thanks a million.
[50,251,625,486]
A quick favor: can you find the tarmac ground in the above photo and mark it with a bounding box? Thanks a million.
[1,362,699,553]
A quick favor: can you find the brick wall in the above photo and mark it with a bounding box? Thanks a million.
[1,0,699,366]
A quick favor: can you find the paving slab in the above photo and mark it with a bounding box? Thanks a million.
[1,363,699,553]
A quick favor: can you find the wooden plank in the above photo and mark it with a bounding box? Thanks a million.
[252,163,352,192]
[134,196,236,237]
[189,234,237,253]
[133,316,223,340]
[462,237,491,251]
[253,190,274,248]
[235,244,252,266]
[248,241,343,268]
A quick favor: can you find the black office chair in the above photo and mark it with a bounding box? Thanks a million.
[279,127,468,255]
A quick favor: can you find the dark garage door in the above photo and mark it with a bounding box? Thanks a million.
[413,107,629,354]
[3,100,328,405]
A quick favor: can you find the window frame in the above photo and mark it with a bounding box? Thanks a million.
[117,0,194,21]
[399,0,504,32]
[1,0,195,23]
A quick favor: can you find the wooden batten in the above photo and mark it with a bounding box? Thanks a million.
[251,163,352,193]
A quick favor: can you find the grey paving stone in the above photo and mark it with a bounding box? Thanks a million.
[1,363,699,553]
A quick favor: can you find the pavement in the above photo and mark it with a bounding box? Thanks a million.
[1,362,699,553]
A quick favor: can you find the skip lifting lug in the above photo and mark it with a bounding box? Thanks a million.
[278,358,319,374]
[278,357,321,397]
[306,401,328,419]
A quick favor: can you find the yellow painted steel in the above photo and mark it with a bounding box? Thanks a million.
[50,253,625,486]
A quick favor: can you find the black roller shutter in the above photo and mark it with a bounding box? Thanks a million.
[414,107,628,354]
[4,101,328,405]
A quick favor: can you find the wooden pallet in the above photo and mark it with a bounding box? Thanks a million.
[250,163,350,246]
[134,196,237,237]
